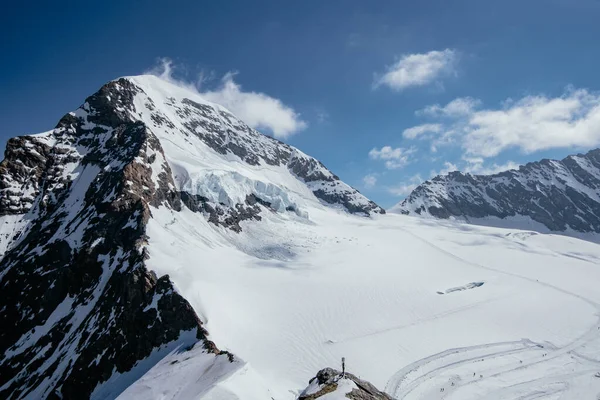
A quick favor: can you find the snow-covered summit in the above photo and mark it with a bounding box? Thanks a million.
[392,149,600,235]
[122,75,383,219]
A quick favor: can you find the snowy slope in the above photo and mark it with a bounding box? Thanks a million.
[145,200,600,399]
[392,150,600,236]
[114,342,275,400]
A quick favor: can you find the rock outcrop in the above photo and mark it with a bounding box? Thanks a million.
[0,74,384,399]
[299,368,393,400]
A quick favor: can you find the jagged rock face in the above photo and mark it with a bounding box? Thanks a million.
[0,80,225,399]
[393,149,600,233]
[299,368,393,400]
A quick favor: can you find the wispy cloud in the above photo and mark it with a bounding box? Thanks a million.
[369,146,417,169]
[417,97,481,118]
[429,158,519,178]
[362,174,378,188]
[430,161,459,177]
[388,174,423,196]
[462,157,520,175]
[374,49,458,91]
[146,58,307,139]
[402,123,442,139]
[315,110,329,124]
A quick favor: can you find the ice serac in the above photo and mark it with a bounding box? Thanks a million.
[124,74,383,219]
[0,75,383,399]
[392,149,600,234]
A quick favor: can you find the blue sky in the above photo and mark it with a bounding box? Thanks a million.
[3,1,600,208]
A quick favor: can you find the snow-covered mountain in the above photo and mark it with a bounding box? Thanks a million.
[392,149,600,236]
[0,75,382,399]
[3,75,600,400]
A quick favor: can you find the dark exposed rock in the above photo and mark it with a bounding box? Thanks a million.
[179,192,265,233]
[245,193,273,209]
[313,186,385,216]
[299,368,393,400]
[0,80,225,399]
[288,155,338,182]
[395,149,600,234]
[83,78,141,128]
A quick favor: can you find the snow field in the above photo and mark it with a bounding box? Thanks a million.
[145,204,600,399]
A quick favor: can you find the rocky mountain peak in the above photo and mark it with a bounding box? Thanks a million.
[0,74,385,398]
[392,148,600,235]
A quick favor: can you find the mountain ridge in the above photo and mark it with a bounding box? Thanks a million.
[392,148,600,235]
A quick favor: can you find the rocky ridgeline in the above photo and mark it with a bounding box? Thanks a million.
[0,79,228,399]
[394,149,600,234]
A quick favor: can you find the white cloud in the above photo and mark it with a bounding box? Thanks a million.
[462,157,520,175]
[410,88,600,158]
[202,73,307,139]
[147,58,307,139]
[369,146,417,169]
[402,123,442,139]
[429,158,519,178]
[374,49,457,91]
[362,174,378,188]
[145,57,202,92]
[464,89,600,157]
[430,161,459,177]
[388,174,423,196]
[418,97,481,117]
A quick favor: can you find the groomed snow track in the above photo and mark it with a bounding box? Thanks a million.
[385,227,600,400]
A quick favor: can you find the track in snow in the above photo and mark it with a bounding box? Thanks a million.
[385,227,600,400]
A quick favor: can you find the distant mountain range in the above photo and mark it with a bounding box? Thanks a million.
[392,149,600,234]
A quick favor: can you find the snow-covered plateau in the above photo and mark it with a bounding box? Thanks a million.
[1,75,600,400]
[142,202,600,399]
